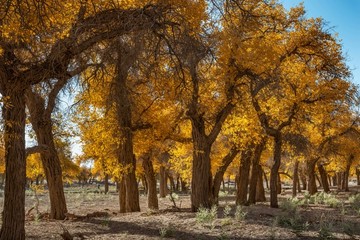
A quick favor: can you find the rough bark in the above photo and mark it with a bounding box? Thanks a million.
[118,178,126,213]
[344,155,353,192]
[292,161,299,197]
[26,89,67,220]
[307,159,318,195]
[317,163,330,193]
[248,141,265,205]
[142,154,158,210]
[0,90,26,240]
[256,167,266,202]
[357,168,360,185]
[104,174,109,194]
[236,150,252,205]
[270,133,282,208]
[114,45,140,212]
[159,165,168,198]
[212,148,239,204]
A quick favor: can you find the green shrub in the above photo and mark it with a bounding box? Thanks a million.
[196,205,218,228]
[234,205,247,221]
[349,193,360,209]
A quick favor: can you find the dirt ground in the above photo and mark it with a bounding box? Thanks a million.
[1,185,360,240]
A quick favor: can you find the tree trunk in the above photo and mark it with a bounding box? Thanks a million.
[300,168,307,190]
[307,159,318,195]
[256,166,266,202]
[212,148,239,204]
[114,49,140,212]
[337,172,343,190]
[357,168,360,185]
[263,170,269,189]
[248,141,265,205]
[159,165,168,198]
[344,155,353,192]
[0,90,26,240]
[119,178,126,213]
[270,133,282,208]
[191,136,213,211]
[26,91,67,220]
[180,178,188,193]
[277,174,282,194]
[142,154,158,210]
[292,161,299,197]
[175,176,180,192]
[169,174,176,192]
[104,174,109,194]
[236,150,252,205]
[317,163,329,193]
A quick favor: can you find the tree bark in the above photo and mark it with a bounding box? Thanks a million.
[26,90,67,220]
[292,161,299,197]
[357,168,360,185]
[317,163,330,193]
[114,46,140,212]
[307,159,318,195]
[118,178,126,213]
[270,133,282,208]
[180,178,188,193]
[344,155,353,192]
[256,167,266,202]
[0,90,26,240]
[236,150,252,205]
[104,174,109,194]
[248,141,265,205]
[142,154,158,210]
[300,168,307,190]
[212,148,239,204]
[159,165,168,198]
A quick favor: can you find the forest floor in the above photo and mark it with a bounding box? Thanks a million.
[1,184,360,239]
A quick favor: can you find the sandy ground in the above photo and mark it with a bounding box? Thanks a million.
[1,185,360,239]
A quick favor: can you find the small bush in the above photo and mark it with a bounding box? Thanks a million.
[318,213,333,240]
[349,194,360,209]
[221,204,232,226]
[234,205,247,221]
[196,205,218,228]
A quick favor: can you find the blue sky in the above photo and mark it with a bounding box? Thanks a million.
[281,0,360,86]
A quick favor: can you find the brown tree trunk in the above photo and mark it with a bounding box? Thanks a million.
[119,178,126,213]
[317,163,330,193]
[344,155,353,192]
[169,174,176,192]
[180,178,188,193]
[175,176,180,192]
[142,154,158,210]
[0,90,26,240]
[357,168,360,185]
[307,159,318,195]
[270,133,282,208]
[263,171,269,189]
[236,149,252,205]
[26,90,67,220]
[159,165,168,198]
[248,141,265,205]
[292,161,299,197]
[277,174,282,194]
[337,172,343,190]
[114,48,140,212]
[212,148,239,204]
[256,166,266,202]
[104,174,109,194]
[300,168,307,190]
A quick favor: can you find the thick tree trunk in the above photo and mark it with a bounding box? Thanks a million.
[191,135,213,211]
[212,148,239,204]
[236,150,252,205]
[300,169,307,190]
[270,133,282,208]
[115,50,140,212]
[344,155,353,192]
[180,178,188,193]
[248,141,265,205]
[357,169,360,185]
[317,163,329,193]
[119,178,126,213]
[292,161,299,197]
[337,172,343,190]
[0,90,26,240]
[256,166,266,202]
[142,154,158,210]
[159,165,168,198]
[104,174,109,194]
[26,91,67,220]
[307,159,318,195]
